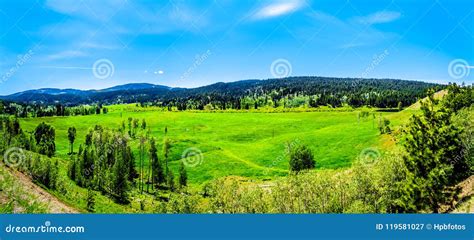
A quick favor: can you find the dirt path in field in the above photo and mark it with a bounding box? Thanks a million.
[7,167,79,213]
[220,149,288,173]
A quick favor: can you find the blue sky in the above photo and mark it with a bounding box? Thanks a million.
[0,0,473,95]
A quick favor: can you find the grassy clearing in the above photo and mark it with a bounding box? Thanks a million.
[6,105,423,213]
[19,108,396,187]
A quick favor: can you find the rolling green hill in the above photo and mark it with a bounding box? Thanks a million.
[1,77,440,109]
[19,107,396,186]
[7,87,468,213]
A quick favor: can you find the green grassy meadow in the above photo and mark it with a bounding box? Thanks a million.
[19,107,396,187]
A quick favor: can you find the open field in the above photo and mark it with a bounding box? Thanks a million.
[3,89,472,214]
[19,108,396,187]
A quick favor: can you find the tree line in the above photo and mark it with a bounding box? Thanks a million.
[0,102,108,118]
[145,77,442,110]
[0,78,442,116]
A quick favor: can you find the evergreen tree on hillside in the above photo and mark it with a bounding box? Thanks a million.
[133,119,139,138]
[167,170,175,191]
[68,156,77,182]
[81,147,94,183]
[442,83,473,113]
[113,151,130,203]
[127,117,132,136]
[86,187,95,212]
[150,137,165,186]
[50,160,59,189]
[125,146,138,182]
[378,118,391,134]
[179,161,187,188]
[139,135,146,194]
[120,120,125,133]
[68,126,76,154]
[403,92,465,212]
[163,138,171,175]
[67,126,136,204]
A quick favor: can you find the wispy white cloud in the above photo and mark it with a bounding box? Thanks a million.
[78,42,121,50]
[310,11,348,28]
[46,50,88,61]
[305,11,398,49]
[252,0,305,20]
[45,0,128,21]
[339,42,367,49]
[39,0,211,61]
[355,11,401,25]
[45,0,209,35]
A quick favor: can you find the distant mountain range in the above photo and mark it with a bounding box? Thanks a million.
[0,77,442,106]
[1,83,177,105]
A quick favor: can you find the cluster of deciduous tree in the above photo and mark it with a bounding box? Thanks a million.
[0,117,29,151]
[67,123,188,205]
[68,126,136,203]
[34,123,56,157]
[137,135,187,195]
[120,117,146,139]
[1,112,188,208]
[25,153,60,190]
[133,124,188,195]
[0,118,59,190]
[0,118,56,158]
[0,101,107,118]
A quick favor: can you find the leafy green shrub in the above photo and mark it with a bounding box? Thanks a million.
[288,143,315,172]
[34,122,56,157]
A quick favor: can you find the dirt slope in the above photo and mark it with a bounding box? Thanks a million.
[5,166,79,213]
[451,175,474,213]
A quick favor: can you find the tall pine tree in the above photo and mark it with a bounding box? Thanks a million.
[403,92,464,212]
[150,137,165,187]
[179,161,187,188]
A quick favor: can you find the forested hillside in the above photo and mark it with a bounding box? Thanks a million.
[0,77,441,114]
